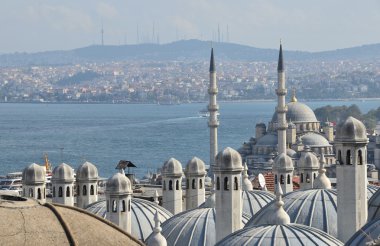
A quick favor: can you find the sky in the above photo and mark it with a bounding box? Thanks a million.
[1,0,380,53]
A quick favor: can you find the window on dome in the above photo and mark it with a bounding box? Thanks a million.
[44,188,46,198]
[37,188,41,199]
[112,200,117,212]
[53,187,56,197]
[301,173,304,183]
[29,188,33,197]
[306,173,310,183]
[106,200,109,212]
[192,179,196,189]
[280,175,284,184]
[77,185,80,196]
[122,200,126,212]
[66,187,70,197]
[224,177,229,190]
[169,180,173,190]
[83,185,87,196]
[313,173,317,180]
[275,175,278,184]
[163,181,166,190]
[287,175,291,184]
[338,150,342,164]
[90,185,94,195]
[59,187,63,197]
[186,179,189,189]
[128,200,131,211]
[199,179,203,189]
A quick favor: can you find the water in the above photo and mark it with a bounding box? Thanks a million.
[0,100,379,178]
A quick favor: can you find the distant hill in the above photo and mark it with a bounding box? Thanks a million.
[1,39,380,66]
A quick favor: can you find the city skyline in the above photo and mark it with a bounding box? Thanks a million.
[1,0,380,53]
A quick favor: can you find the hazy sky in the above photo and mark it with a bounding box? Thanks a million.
[1,0,380,53]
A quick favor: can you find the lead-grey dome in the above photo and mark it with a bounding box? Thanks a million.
[76,161,98,181]
[336,116,368,143]
[298,149,319,169]
[272,101,318,123]
[273,153,294,170]
[346,218,380,246]
[216,224,343,246]
[86,198,173,241]
[22,163,46,185]
[105,172,132,194]
[51,163,74,182]
[368,184,380,201]
[367,185,380,221]
[215,147,243,172]
[242,190,275,218]
[301,132,331,147]
[185,157,206,176]
[255,133,277,146]
[162,158,183,177]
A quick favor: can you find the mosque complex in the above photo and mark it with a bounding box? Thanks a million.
[1,44,380,246]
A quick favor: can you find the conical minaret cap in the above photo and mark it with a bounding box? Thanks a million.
[313,153,331,189]
[209,48,215,72]
[277,42,284,72]
[269,183,290,225]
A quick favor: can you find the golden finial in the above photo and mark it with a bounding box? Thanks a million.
[291,88,297,102]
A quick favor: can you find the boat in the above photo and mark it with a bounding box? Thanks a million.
[0,172,23,196]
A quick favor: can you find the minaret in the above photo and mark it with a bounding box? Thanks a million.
[76,161,99,208]
[336,116,368,242]
[146,210,168,246]
[185,157,206,210]
[22,163,46,203]
[276,42,287,154]
[215,147,243,241]
[51,163,75,206]
[208,48,219,175]
[162,158,183,214]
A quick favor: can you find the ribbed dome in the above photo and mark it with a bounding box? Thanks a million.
[76,161,98,181]
[52,163,74,182]
[0,195,143,246]
[273,153,294,170]
[105,173,132,194]
[368,184,380,201]
[299,150,319,169]
[346,218,380,246]
[242,190,275,218]
[272,101,318,123]
[255,133,277,146]
[86,198,173,241]
[185,157,206,176]
[216,224,343,246]
[301,132,331,147]
[22,163,45,185]
[146,207,249,246]
[215,147,243,172]
[162,158,183,177]
[336,116,368,143]
[367,185,380,221]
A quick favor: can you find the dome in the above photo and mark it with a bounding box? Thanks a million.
[22,163,45,185]
[215,147,243,172]
[242,190,275,218]
[255,133,277,146]
[76,161,98,181]
[86,198,173,241]
[298,149,319,169]
[0,195,143,245]
[346,218,380,246]
[52,163,74,182]
[185,157,206,176]
[216,224,343,246]
[273,153,294,170]
[106,172,132,194]
[301,132,331,147]
[367,185,380,221]
[246,189,339,237]
[146,207,250,246]
[272,101,318,123]
[162,158,183,177]
[286,148,297,158]
[335,116,368,143]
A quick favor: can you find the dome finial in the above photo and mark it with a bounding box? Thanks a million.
[154,190,159,205]
[147,210,167,246]
[313,153,331,189]
[269,183,290,225]
[291,88,297,102]
[242,163,253,191]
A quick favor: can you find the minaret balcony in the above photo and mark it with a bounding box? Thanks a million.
[208,120,219,127]
[277,122,288,130]
[208,104,219,111]
[208,88,218,94]
[276,106,288,113]
[276,89,287,96]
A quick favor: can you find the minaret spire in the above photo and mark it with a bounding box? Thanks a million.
[208,48,219,176]
[277,42,284,72]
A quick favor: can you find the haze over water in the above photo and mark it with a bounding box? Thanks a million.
[0,100,379,178]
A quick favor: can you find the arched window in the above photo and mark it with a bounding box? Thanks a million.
[192,179,196,189]
[83,185,87,196]
[37,188,41,199]
[358,150,363,165]
[186,179,189,189]
[112,200,117,212]
[275,175,278,184]
[90,185,94,195]
[128,200,131,211]
[216,177,220,190]
[29,188,33,197]
[122,200,126,212]
[234,177,239,190]
[53,187,56,197]
[347,150,351,165]
[313,173,317,180]
[224,177,229,190]
[163,180,166,190]
[66,186,70,197]
[338,150,342,164]
[300,173,304,183]
[280,175,284,184]
[77,185,80,196]
[306,173,310,183]
[169,180,173,190]
[176,180,180,190]
[199,179,203,189]
[287,175,291,184]
[59,187,63,197]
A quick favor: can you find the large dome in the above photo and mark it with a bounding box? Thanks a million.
[272,101,318,123]
[0,195,142,245]
[216,224,343,246]
[86,198,173,241]
[346,218,380,246]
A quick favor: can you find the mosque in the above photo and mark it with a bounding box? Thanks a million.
[2,45,380,246]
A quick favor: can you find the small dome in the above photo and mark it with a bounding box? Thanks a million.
[76,161,98,181]
[336,116,367,143]
[52,163,74,182]
[146,207,249,246]
[273,153,294,171]
[272,101,318,123]
[106,172,132,194]
[0,195,143,246]
[216,224,343,246]
[215,147,243,172]
[346,218,380,246]
[301,132,331,147]
[185,157,206,176]
[22,163,45,185]
[162,158,183,177]
[255,133,277,146]
[86,198,173,241]
[298,150,319,169]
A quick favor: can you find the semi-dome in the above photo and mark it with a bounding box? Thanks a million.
[52,163,74,182]
[162,158,183,177]
[106,172,132,194]
[22,163,45,185]
[216,224,343,246]
[86,198,173,241]
[301,132,331,147]
[298,149,319,169]
[185,157,206,176]
[255,133,277,146]
[242,190,275,218]
[346,217,380,246]
[215,147,243,172]
[76,161,98,181]
[0,195,143,245]
[272,101,318,123]
[335,116,368,143]
[273,153,294,170]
